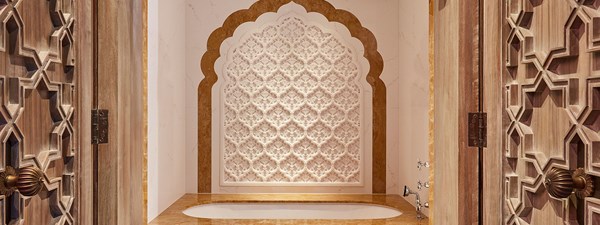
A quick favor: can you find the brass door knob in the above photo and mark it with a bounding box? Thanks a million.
[0,166,44,197]
[544,167,593,199]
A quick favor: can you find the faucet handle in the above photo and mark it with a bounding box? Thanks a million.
[417,160,430,170]
[417,180,430,190]
[416,212,423,220]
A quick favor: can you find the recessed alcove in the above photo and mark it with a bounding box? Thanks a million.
[147,0,430,222]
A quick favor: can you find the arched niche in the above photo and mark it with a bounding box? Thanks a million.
[198,0,385,193]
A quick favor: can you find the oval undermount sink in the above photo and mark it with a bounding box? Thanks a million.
[182,202,402,220]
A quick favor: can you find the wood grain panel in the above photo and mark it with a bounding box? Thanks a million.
[433,0,480,224]
[119,0,144,223]
[75,0,93,224]
[433,0,460,223]
[457,1,480,224]
[482,0,503,223]
[96,0,144,224]
[96,0,118,223]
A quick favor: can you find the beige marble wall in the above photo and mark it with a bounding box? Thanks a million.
[147,0,189,221]
[396,0,431,216]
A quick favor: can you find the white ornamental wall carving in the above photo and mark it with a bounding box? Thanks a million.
[213,3,371,186]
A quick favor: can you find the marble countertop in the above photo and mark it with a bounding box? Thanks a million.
[149,194,429,225]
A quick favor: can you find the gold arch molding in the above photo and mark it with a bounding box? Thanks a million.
[198,0,386,193]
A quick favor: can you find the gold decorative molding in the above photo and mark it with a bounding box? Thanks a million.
[428,1,434,224]
[142,0,148,223]
[198,0,386,193]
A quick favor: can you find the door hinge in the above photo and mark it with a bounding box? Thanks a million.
[468,112,487,148]
[92,109,109,144]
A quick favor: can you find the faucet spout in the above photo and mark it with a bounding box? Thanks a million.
[403,186,420,202]
[403,185,416,197]
[403,185,425,220]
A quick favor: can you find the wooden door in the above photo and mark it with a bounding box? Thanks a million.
[0,0,93,224]
[496,0,600,224]
[94,0,144,224]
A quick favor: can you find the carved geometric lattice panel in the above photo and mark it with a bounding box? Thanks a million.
[503,1,600,224]
[214,3,371,186]
[585,197,600,225]
[0,0,77,224]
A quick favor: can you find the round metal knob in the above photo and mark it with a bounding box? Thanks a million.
[0,166,44,197]
[544,167,593,199]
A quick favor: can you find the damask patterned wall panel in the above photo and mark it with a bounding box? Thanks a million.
[212,3,372,190]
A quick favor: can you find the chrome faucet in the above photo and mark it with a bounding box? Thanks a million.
[403,185,429,220]
[417,160,430,170]
[417,180,430,190]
